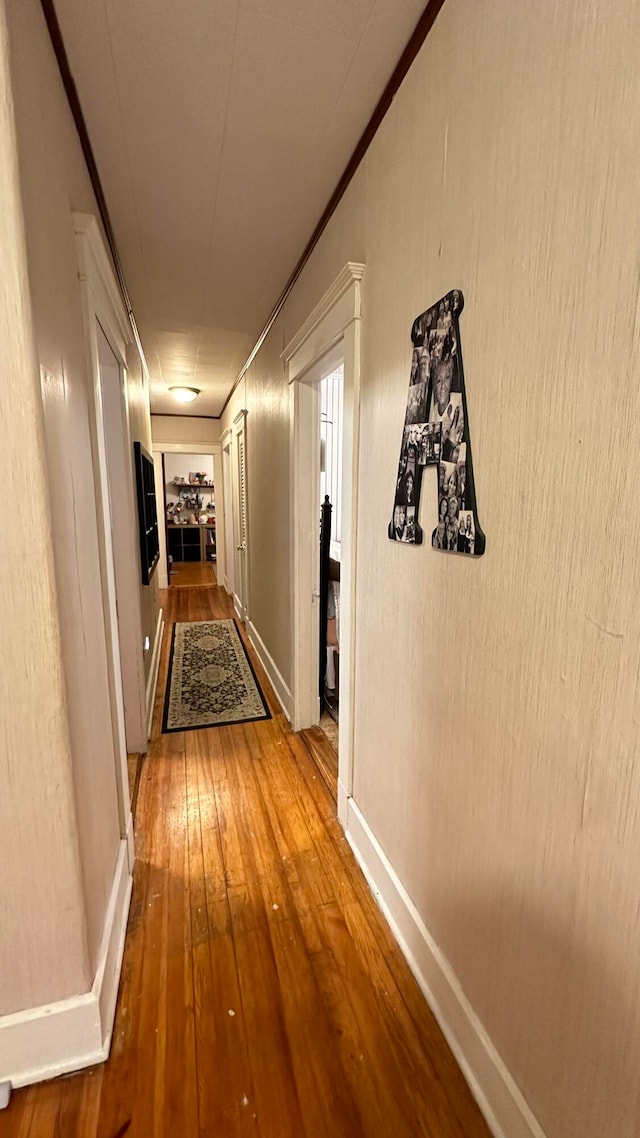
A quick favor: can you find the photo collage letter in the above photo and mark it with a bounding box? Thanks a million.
[388,289,485,557]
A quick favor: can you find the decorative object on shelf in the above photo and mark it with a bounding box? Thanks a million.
[133,441,160,584]
[388,289,485,557]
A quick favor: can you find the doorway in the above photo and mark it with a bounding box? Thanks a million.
[285,262,364,825]
[163,451,217,587]
[319,363,343,740]
[231,410,249,622]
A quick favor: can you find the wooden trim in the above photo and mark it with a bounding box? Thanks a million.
[43,0,445,417]
[221,0,447,414]
[282,262,365,364]
[39,0,148,370]
[151,413,222,421]
[145,607,165,741]
[154,442,221,455]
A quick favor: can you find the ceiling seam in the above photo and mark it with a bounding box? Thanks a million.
[251,0,379,318]
[192,0,241,397]
[39,0,149,376]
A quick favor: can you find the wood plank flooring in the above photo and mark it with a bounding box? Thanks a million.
[3,582,491,1138]
[300,722,338,801]
[169,561,217,587]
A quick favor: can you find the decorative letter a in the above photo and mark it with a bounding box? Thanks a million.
[388,289,485,557]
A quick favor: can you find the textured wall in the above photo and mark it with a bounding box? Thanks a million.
[5,0,144,973]
[223,1,640,1134]
[127,346,159,683]
[245,339,292,685]
[0,0,89,1015]
[151,414,221,447]
[220,347,293,689]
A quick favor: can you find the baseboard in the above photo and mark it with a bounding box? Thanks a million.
[246,620,293,722]
[146,606,164,739]
[337,778,349,828]
[125,808,135,870]
[0,839,132,1089]
[344,798,546,1138]
[94,840,133,1047]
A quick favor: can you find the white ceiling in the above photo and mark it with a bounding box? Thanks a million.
[54,0,425,416]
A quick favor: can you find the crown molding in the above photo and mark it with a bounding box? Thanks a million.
[282,263,365,363]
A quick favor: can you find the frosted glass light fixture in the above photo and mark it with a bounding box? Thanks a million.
[169,386,200,403]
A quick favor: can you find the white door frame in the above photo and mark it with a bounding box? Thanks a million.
[152,441,222,588]
[221,427,234,596]
[284,262,364,825]
[231,410,249,622]
[74,212,142,865]
[96,325,147,753]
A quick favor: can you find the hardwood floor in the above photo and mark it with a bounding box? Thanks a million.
[300,721,338,801]
[126,753,144,818]
[169,560,217,587]
[3,582,491,1138]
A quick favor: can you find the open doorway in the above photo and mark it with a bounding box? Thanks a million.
[163,452,217,587]
[285,262,364,825]
[319,364,343,757]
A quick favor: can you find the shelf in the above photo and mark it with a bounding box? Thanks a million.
[167,520,216,565]
[168,480,214,488]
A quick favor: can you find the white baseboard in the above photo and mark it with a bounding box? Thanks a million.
[0,839,132,1089]
[246,619,293,722]
[344,798,546,1138]
[125,808,135,871]
[146,606,164,739]
[337,778,349,828]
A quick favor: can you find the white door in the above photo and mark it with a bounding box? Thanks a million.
[98,327,147,752]
[92,326,134,840]
[232,412,248,621]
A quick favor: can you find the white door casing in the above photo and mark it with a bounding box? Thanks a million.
[74,212,140,865]
[232,410,249,622]
[221,428,234,595]
[97,326,147,753]
[151,440,222,590]
[283,262,364,826]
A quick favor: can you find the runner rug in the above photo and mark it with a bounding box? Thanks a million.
[162,618,271,733]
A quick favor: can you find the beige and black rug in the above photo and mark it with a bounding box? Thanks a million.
[162,618,271,733]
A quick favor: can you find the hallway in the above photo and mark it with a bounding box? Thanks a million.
[4,582,489,1138]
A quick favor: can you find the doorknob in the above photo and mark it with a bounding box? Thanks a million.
[311,587,320,600]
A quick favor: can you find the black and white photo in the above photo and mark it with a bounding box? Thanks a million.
[405,377,429,424]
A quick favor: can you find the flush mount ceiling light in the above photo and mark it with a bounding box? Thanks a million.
[169,386,200,404]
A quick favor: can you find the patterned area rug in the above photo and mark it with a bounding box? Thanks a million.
[162,619,271,733]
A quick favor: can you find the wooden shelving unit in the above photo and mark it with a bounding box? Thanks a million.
[167,523,216,564]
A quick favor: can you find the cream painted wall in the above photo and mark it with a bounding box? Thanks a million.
[222,2,640,1135]
[0,0,89,1016]
[151,413,221,447]
[5,0,153,975]
[221,349,292,681]
[127,346,160,683]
